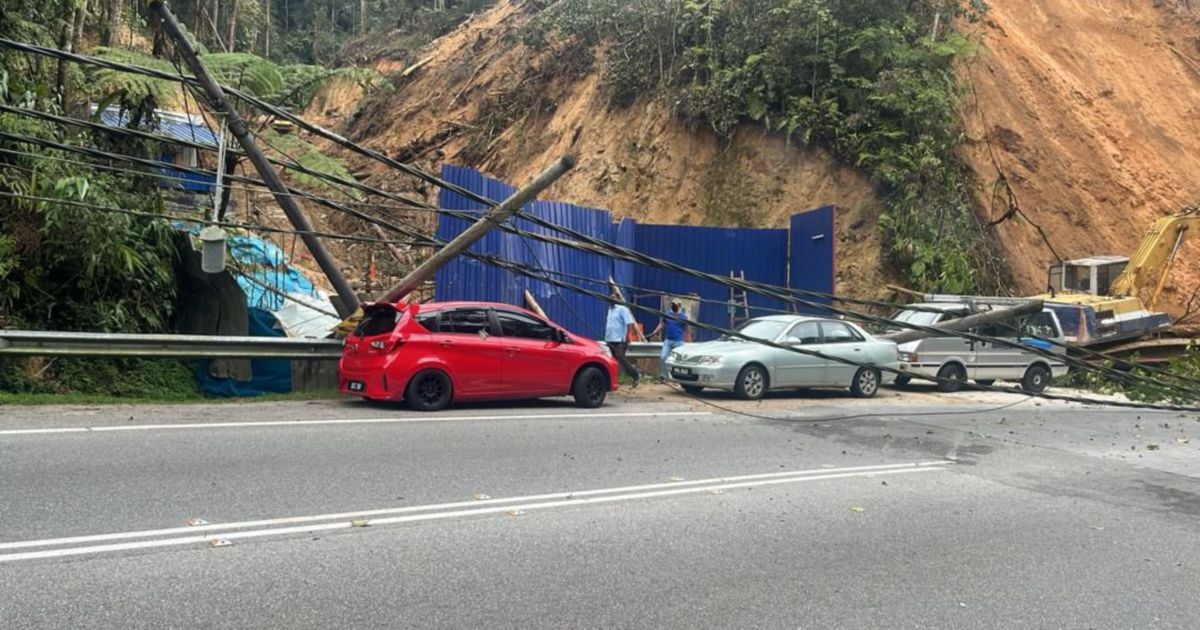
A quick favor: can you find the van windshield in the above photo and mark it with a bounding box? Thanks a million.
[893,309,942,327]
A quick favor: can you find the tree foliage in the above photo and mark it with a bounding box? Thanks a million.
[528,0,998,293]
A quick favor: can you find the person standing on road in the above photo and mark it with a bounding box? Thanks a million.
[651,298,689,383]
[605,289,645,388]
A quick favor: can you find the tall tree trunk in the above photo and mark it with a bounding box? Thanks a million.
[210,0,220,49]
[101,0,124,46]
[311,5,320,63]
[360,0,367,35]
[56,8,76,106]
[263,0,271,57]
[227,0,239,50]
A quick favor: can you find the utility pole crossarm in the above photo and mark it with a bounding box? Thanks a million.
[149,0,359,318]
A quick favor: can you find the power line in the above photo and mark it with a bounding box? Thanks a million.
[3,41,1198,399]
[6,124,1198,399]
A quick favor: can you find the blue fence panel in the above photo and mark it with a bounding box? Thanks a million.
[435,166,615,337]
[631,224,790,341]
[433,166,836,341]
[789,205,835,313]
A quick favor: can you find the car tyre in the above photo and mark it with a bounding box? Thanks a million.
[681,385,704,396]
[851,368,880,398]
[935,363,967,393]
[572,366,609,408]
[975,379,996,387]
[1021,364,1051,393]
[734,364,768,400]
[406,370,453,412]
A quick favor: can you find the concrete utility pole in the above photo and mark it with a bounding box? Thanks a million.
[382,156,576,303]
[882,300,1045,345]
[148,0,360,318]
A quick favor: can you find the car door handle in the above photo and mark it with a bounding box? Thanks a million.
[506,347,521,354]
[440,340,454,347]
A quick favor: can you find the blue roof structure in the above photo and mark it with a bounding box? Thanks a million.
[93,106,218,146]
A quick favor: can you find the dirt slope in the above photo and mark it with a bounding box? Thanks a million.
[316,1,886,298]
[960,0,1200,315]
[310,0,1200,316]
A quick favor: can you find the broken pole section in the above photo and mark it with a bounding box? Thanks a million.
[381,155,576,303]
[149,0,360,318]
[882,300,1044,345]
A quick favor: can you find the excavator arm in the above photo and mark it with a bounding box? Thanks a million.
[1108,208,1200,309]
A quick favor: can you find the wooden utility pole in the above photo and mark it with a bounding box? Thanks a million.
[150,0,360,318]
[882,300,1044,345]
[381,156,576,303]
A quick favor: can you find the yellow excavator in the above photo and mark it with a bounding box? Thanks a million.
[1036,207,1198,350]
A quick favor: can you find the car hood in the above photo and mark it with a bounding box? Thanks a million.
[672,340,770,358]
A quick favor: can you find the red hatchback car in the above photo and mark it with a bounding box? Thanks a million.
[339,301,620,411]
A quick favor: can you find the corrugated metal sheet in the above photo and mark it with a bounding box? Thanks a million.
[789,206,836,313]
[95,107,219,146]
[631,223,790,341]
[435,166,613,337]
[434,166,837,339]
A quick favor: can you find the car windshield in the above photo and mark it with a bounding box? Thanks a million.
[723,319,789,341]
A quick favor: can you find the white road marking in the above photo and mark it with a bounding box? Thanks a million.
[0,411,708,437]
[0,461,950,563]
[0,460,946,551]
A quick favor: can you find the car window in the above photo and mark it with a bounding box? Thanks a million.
[495,311,556,340]
[785,322,821,345]
[1022,311,1058,338]
[729,319,788,341]
[354,308,399,337]
[821,322,862,343]
[439,309,491,335]
[414,312,439,332]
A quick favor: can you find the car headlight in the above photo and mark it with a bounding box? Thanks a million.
[599,344,612,357]
[898,351,918,362]
[669,351,682,362]
[696,355,723,365]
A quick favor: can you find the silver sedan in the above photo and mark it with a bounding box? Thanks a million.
[664,316,899,399]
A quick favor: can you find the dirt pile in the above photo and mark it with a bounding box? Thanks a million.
[960,0,1200,315]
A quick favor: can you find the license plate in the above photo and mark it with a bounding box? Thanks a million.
[671,367,692,377]
[348,380,365,392]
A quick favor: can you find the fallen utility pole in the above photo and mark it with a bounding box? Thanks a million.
[381,155,575,303]
[149,0,359,318]
[882,300,1044,345]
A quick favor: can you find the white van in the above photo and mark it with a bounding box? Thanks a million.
[892,303,1070,393]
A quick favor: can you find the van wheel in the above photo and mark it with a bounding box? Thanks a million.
[572,366,609,408]
[406,370,453,411]
[734,365,768,400]
[851,368,880,398]
[936,363,967,393]
[1021,364,1051,393]
[976,379,996,387]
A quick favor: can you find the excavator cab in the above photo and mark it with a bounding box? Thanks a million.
[1046,256,1128,297]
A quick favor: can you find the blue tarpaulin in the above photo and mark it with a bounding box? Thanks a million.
[196,308,292,397]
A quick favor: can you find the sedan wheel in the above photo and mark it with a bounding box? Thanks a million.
[734,365,768,400]
[851,368,880,398]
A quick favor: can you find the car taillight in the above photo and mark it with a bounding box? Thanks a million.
[368,336,405,354]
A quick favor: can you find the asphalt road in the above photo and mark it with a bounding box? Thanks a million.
[3,391,1200,629]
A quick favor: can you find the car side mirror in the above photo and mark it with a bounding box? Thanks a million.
[557,329,571,343]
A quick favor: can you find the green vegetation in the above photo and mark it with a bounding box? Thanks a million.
[1061,350,1200,405]
[526,0,999,293]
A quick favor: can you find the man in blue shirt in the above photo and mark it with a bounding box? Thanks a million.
[605,289,644,388]
[650,298,689,383]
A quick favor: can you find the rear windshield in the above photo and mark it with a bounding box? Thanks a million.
[354,308,400,337]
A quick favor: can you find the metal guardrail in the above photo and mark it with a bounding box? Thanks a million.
[0,331,343,359]
[0,330,666,362]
